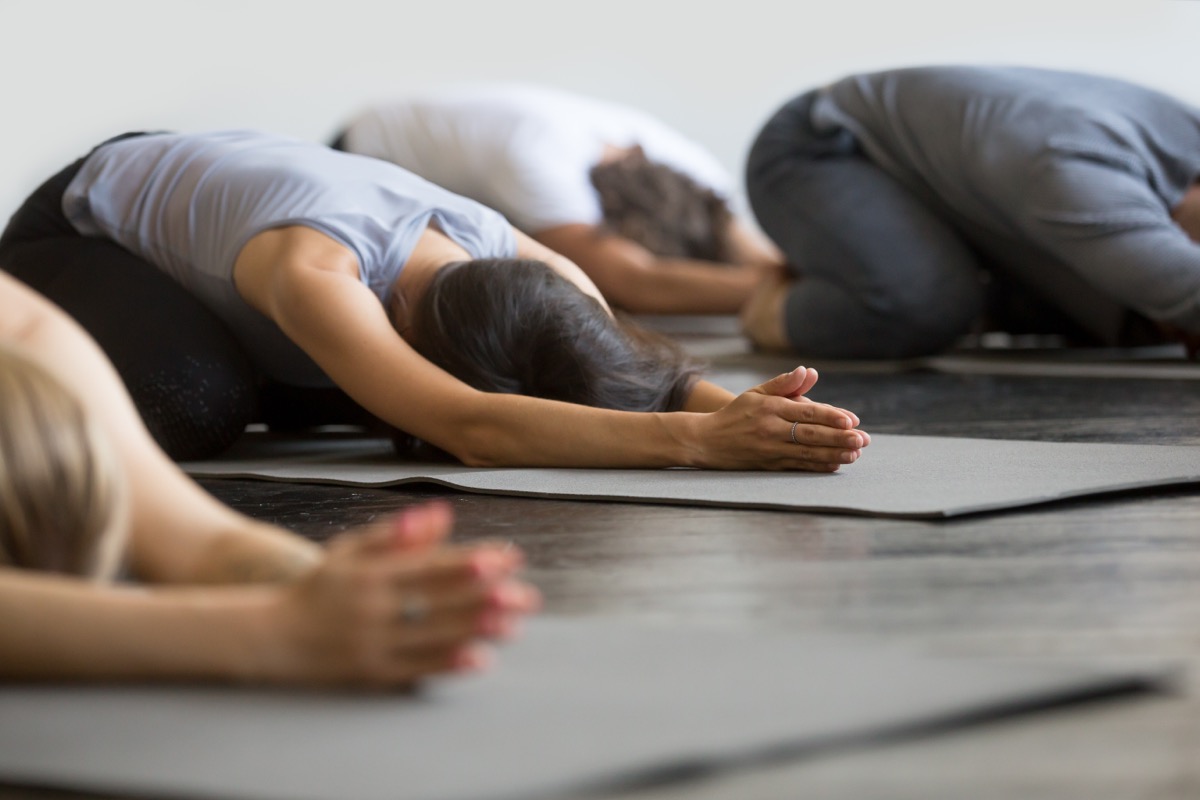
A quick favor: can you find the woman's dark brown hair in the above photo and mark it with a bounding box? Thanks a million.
[589,147,734,262]
[408,259,702,413]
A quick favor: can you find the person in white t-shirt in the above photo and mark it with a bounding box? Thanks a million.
[333,85,783,314]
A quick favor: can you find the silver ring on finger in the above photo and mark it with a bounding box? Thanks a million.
[790,420,800,445]
[399,593,432,625]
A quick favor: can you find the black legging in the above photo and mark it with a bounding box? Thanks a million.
[0,135,374,460]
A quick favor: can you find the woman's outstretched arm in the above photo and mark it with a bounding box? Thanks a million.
[534,223,773,314]
[234,228,868,471]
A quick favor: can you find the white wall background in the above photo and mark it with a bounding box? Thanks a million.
[1,0,1197,224]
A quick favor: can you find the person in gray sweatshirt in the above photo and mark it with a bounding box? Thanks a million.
[741,66,1200,359]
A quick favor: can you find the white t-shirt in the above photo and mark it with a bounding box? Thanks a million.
[339,84,734,233]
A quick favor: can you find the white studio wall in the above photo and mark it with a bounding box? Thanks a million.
[1,0,1196,223]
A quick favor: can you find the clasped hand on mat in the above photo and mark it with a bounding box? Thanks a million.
[694,366,870,471]
[261,502,539,689]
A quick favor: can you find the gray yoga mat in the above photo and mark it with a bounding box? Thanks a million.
[183,433,1200,518]
[0,618,1170,800]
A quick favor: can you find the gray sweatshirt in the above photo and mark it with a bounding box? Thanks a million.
[811,66,1200,331]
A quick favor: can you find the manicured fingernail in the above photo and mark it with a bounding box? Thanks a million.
[841,450,859,463]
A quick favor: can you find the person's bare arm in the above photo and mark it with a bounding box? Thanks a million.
[683,379,736,412]
[0,504,538,686]
[724,218,786,269]
[234,228,867,471]
[534,223,771,314]
[511,228,612,313]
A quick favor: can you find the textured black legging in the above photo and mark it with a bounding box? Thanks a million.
[0,136,373,460]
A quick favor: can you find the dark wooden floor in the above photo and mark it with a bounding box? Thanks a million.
[8,361,1200,800]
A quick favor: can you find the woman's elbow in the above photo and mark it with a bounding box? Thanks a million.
[442,435,509,468]
[429,417,513,468]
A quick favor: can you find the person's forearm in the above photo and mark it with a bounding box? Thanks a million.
[0,569,278,682]
[616,259,765,314]
[120,445,323,584]
[443,392,705,469]
[683,379,736,412]
[725,219,786,269]
[512,229,612,312]
[531,224,770,314]
[179,521,321,585]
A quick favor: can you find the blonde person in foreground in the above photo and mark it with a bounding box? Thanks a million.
[0,272,539,687]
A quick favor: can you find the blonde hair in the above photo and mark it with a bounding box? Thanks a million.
[0,345,127,580]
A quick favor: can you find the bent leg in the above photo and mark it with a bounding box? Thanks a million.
[746,92,985,358]
[0,164,256,459]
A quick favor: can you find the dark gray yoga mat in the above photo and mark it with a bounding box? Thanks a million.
[0,618,1170,800]
[183,434,1200,518]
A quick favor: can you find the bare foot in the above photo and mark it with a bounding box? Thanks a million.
[739,276,793,351]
